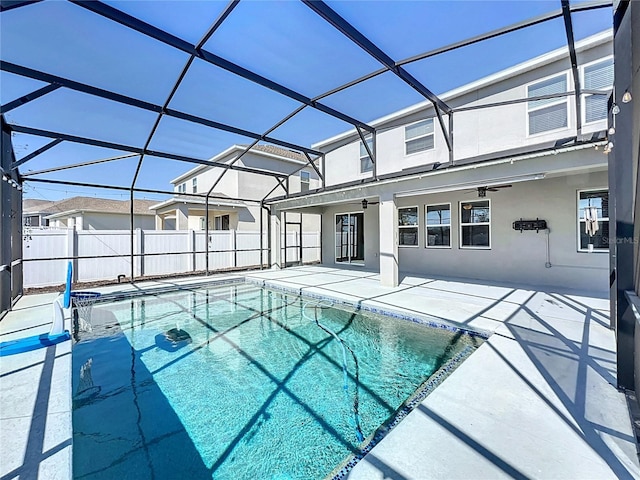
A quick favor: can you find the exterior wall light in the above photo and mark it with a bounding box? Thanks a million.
[612,104,621,115]
[622,91,632,103]
[362,199,368,210]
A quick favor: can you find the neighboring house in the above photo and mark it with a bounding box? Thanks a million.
[152,144,320,232]
[268,31,613,292]
[23,199,55,227]
[23,196,157,230]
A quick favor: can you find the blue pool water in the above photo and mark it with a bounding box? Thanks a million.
[72,282,481,479]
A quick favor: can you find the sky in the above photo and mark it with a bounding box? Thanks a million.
[0,0,612,202]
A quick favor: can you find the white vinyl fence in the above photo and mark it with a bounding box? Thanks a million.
[23,229,321,288]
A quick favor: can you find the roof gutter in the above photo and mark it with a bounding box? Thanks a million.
[266,140,607,207]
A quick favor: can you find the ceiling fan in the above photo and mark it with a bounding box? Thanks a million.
[465,184,512,198]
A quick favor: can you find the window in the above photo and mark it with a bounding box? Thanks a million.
[426,204,451,247]
[527,74,568,135]
[300,171,310,192]
[214,214,230,231]
[405,119,434,155]
[398,207,418,246]
[192,178,197,193]
[582,58,614,124]
[578,189,609,251]
[460,200,490,248]
[177,183,186,193]
[359,138,373,173]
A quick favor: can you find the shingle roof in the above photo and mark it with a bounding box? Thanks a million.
[23,199,55,213]
[241,144,306,162]
[33,196,157,217]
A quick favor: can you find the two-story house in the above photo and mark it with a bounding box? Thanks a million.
[151,144,321,232]
[267,30,612,292]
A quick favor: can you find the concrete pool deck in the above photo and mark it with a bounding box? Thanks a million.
[1,266,638,479]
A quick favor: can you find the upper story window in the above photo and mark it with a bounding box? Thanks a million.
[359,138,373,173]
[460,200,490,248]
[426,203,451,248]
[177,183,186,194]
[405,119,434,155]
[578,189,609,252]
[527,73,568,135]
[300,171,310,192]
[398,207,418,246]
[192,178,197,193]
[582,58,614,124]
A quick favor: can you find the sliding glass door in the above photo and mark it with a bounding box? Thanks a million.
[335,213,364,265]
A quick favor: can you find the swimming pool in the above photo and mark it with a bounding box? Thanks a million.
[72,281,482,479]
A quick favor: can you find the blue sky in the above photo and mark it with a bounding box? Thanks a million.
[0,0,611,201]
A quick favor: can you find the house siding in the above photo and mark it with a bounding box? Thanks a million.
[321,39,612,187]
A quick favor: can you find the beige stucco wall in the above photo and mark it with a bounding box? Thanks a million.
[82,213,155,230]
[320,170,608,292]
[322,39,612,187]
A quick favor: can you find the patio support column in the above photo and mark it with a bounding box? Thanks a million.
[379,192,398,287]
[270,206,282,269]
[611,0,638,390]
[175,205,188,230]
[0,120,14,314]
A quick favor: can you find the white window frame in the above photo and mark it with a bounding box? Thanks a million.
[177,182,186,194]
[359,139,374,173]
[425,203,451,249]
[459,199,491,250]
[192,177,197,193]
[404,118,435,156]
[300,170,310,192]
[398,206,419,248]
[526,72,570,137]
[577,188,609,253]
[214,214,230,231]
[580,56,614,126]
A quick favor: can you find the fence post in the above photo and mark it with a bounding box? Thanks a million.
[188,230,195,272]
[67,228,77,283]
[232,230,237,268]
[135,228,143,277]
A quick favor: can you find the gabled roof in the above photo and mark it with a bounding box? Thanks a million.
[170,144,308,185]
[33,196,157,219]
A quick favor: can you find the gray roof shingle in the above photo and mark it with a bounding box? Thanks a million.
[25,196,157,216]
[242,144,307,162]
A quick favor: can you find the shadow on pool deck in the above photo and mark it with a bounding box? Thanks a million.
[0,344,72,480]
[2,268,637,480]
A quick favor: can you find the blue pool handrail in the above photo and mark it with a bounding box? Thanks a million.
[63,261,72,308]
